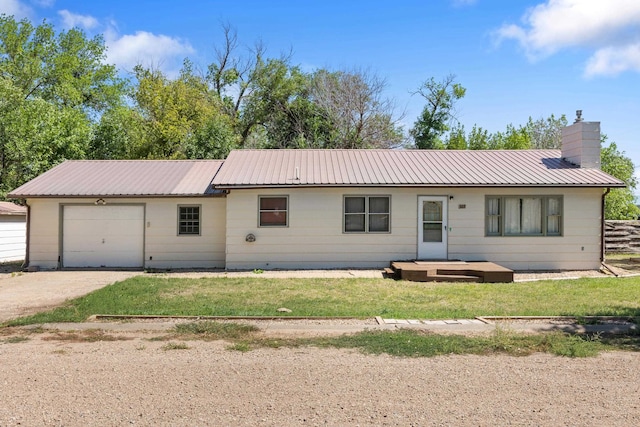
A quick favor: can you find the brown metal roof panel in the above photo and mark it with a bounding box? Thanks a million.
[0,201,26,215]
[211,149,625,188]
[9,160,224,197]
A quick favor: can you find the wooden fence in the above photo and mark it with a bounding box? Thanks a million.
[605,220,640,253]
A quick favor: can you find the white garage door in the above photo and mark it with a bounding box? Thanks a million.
[62,205,144,268]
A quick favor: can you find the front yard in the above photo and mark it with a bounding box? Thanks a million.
[5,275,639,326]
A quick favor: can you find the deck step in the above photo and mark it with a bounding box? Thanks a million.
[383,267,397,278]
[425,274,482,283]
[389,260,513,283]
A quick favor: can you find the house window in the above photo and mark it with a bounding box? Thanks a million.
[344,196,390,233]
[178,205,200,235]
[259,196,288,227]
[486,196,562,236]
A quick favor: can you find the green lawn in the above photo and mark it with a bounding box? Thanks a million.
[5,275,640,326]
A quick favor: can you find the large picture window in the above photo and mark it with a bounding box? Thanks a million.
[178,205,201,235]
[344,196,390,233]
[486,196,562,236]
[259,196,288,227]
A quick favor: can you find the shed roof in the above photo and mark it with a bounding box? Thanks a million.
[212,149,625,188]
[0,201,26,216]
[9,160,225,198]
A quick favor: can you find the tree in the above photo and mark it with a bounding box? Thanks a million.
[489,124,531,149]
[525,114,568,149]
[310,68,403,149]
[130,63,237,159]
[601,138,639,220]
[410,74,466,149]
[444,124,467,150]
[467,124,490,150]
[0,15,126,199]
[0,78,90,198]
[89,106,147,159]
[0,15,125,114]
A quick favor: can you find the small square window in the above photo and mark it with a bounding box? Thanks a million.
[259,196,288,227]
[178,205,200,235]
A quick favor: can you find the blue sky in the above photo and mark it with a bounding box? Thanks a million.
[2,0,639,182]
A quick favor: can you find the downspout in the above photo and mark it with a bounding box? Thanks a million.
[24,200,30,269]
[601,188,611,263]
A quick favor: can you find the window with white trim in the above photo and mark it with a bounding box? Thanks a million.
[178,205,201,235]
[259,196,288,227]
[486,196,562,236]
[344,196,390,233]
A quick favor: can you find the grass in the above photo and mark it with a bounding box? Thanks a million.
[158,321,611,358]
[3,275,640,326]
[161,342,190,351]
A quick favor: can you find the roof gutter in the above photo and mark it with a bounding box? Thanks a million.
[601,188,611,263]
[212,183,626,190]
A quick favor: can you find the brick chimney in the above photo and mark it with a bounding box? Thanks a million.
[561,110,601,169]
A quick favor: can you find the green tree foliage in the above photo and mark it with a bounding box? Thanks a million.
[444,124,467,150]
[410,74,466,149]
[600,138,639,220]
[0,15,123,198]
[0,15,124,114]
[467,125,490,150]
[0,77,90,198]
[525,114,568,149]
[489,124,531,149]
[130,63,237,159]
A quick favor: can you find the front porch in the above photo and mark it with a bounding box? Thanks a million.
[386,260,514,283]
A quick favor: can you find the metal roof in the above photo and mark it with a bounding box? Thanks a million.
[212,149,626,188]
[9,160,225,198]
[0,201,26,215]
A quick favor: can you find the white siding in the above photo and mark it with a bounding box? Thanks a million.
[226,188,437,270]
[26,197,226,270]
[447,187,603,270]
[144,198,226,269]
[0,216,26,262]
[225,187,604,271]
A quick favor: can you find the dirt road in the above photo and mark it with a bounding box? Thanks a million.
[0,332,638,426]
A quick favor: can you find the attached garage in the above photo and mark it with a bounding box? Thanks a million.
[62,205,145,268]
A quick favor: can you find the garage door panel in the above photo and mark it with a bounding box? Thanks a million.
[63,205,144,268]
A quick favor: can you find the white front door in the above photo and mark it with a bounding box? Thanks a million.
[417,196,448,260]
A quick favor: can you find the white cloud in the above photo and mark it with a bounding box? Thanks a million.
[34,0,55,7]
[585,42,640,77]
[58,9,98,30]
[0,0,32,18]
[105,28,194,75]
[451,0,477,7]
[495,0,640,76]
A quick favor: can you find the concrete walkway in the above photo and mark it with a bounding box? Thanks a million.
[29,316,637,337]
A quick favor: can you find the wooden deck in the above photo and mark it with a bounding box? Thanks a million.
[387,260,514,283]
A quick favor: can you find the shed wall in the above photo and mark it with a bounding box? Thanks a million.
[225,187,603,270]
[26,197,226,269]
[0,216,26,262]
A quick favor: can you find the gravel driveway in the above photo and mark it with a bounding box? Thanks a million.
[0,271,140,321]
[0,333,638,426]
